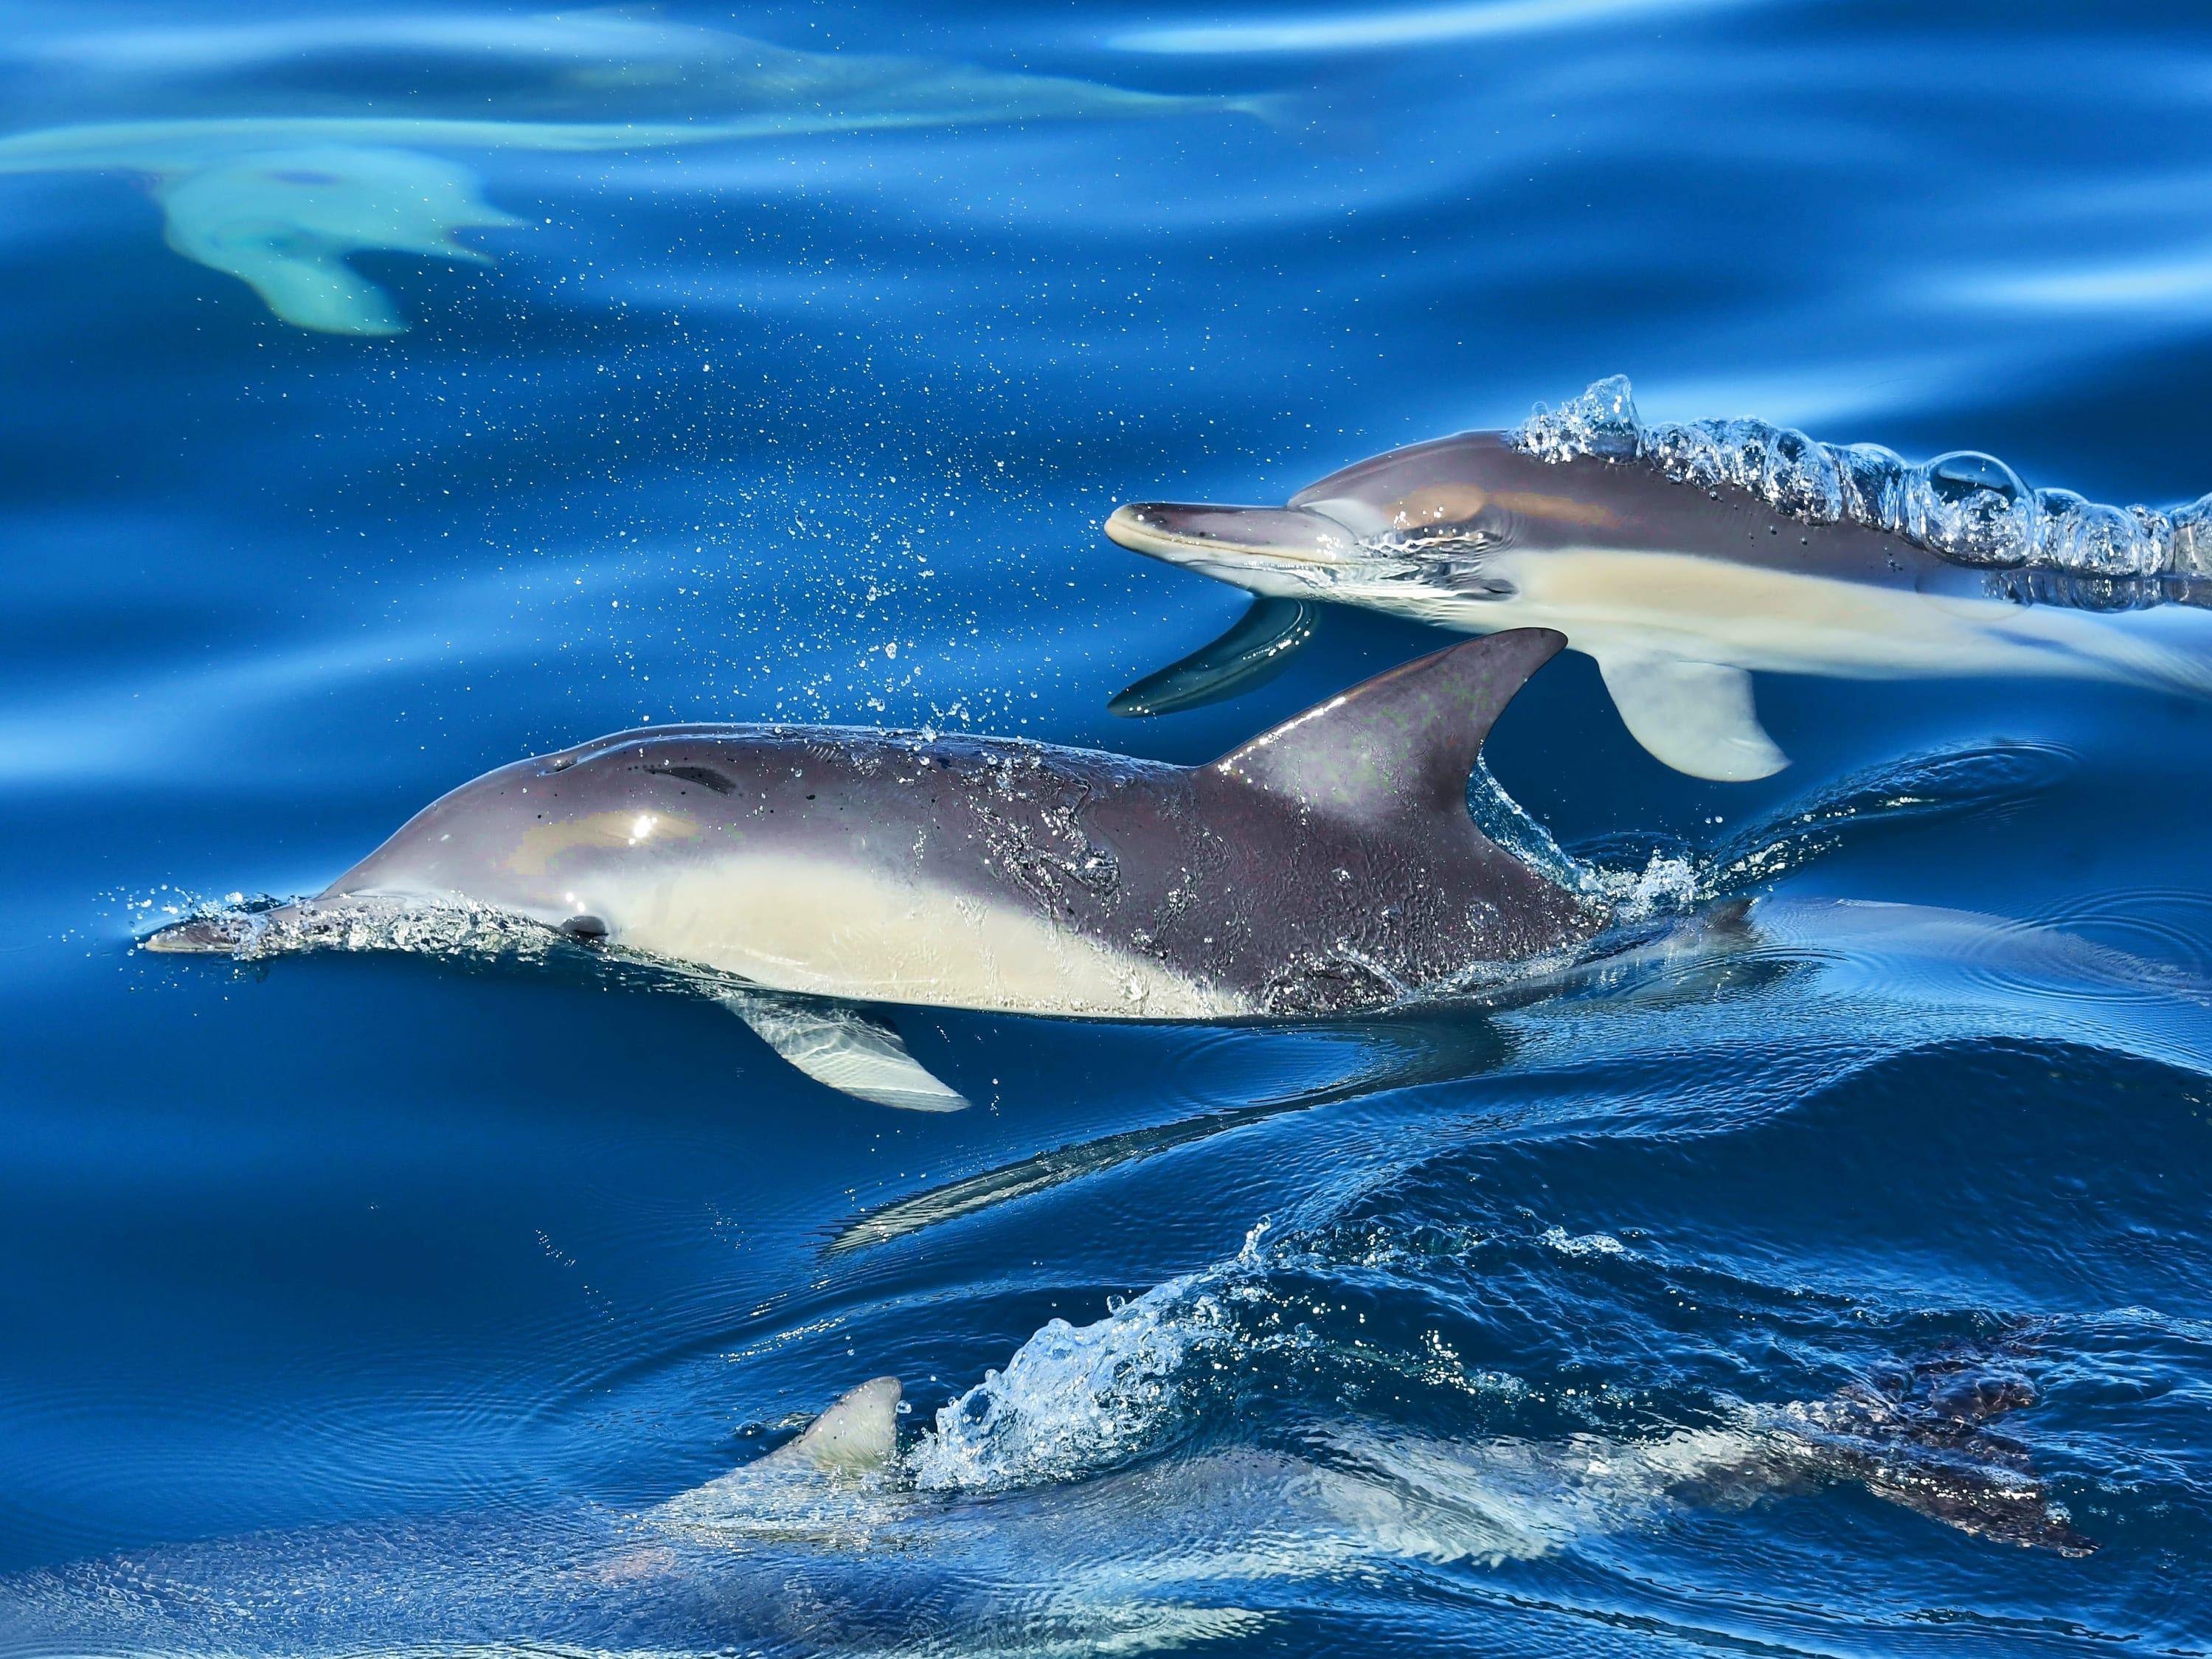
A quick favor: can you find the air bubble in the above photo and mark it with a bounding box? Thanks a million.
[1763,426,1843,524]
[2034,488,2163,577]
[1834,443,1909,533]
[2168,493,2212,577]
[1907,451,2034,566]
[1509,376,2199,582]
[1517,373,1640,463]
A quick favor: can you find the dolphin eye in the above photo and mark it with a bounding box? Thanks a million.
[1439,505,1519,549]
[1425,555,1516,598]
[1371,504,1516,558]
[1387,519,1517,598]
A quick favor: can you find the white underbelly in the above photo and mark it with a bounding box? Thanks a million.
[605,854,1238,1019]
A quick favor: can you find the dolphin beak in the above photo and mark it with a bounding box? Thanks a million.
[142,914,262,952]
[1104,502,1364,567]
[142,901,314,954]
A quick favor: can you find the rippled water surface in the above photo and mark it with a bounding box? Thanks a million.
[7,1,2212,1653]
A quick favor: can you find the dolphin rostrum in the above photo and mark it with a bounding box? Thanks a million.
[148,629,1603,1109]
[1104,387,2212,781]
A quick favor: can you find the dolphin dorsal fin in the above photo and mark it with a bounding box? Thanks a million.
[1212,628,1564,820]
[763,1376,904,1475]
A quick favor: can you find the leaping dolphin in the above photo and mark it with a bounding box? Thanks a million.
[1104,389,2212,781]
[148,630,1603,1109]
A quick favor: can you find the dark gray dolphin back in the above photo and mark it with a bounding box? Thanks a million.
[1173,626,1593,1008]
[1214,627,1567,822]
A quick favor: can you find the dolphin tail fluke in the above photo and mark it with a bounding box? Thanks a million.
[1108,597,1320,717]
[1213,627,1566,822]
[1591,651,1789,782]
[720,991,969,1112]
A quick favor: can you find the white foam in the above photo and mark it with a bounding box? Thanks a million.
[1539,1225,1627,1256]
[1589,851,1701,921]
[909,1275,1230,1493]
[1511,374,2212,579]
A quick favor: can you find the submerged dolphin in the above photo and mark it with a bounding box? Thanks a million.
[1,13,1249,333]
[0,1350,2089,1657]
[149,630,1603,1108]
[1104,397,2212,780]
[659,1332,2089,1559]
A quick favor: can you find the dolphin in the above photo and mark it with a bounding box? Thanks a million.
[148,629,1604,1109]
[1103,398,2212,781]
[0,1354,2090,1658]
[0,13,1252,333]
[659,1329,2090,1560]
[1303,1349,2093,1560]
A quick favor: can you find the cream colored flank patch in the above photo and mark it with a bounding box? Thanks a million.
[606,856,1235,1019]
[1350,547,2211,692]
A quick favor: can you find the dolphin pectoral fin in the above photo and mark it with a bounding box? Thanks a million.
[720,991,969,1112]
[828,1099,1294,1254]
[1108,597,1320,717]
[1592,652,1789,782]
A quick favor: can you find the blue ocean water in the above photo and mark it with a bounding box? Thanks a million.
[5,0,2212,1652]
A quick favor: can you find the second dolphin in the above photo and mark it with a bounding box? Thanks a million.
[1105,392,2212,780]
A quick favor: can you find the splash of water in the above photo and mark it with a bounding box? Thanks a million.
[1466,757,1585,891]
[1511,375,2212,580]
[1561,741,2077,924]
[146,892,564,963]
